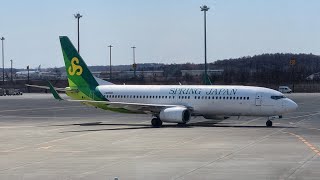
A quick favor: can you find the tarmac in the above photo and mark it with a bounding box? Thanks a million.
[0,93,319,180]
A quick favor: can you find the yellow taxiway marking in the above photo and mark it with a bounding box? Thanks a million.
[284,132,320,157]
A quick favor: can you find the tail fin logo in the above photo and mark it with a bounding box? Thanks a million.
[68,57,83,76]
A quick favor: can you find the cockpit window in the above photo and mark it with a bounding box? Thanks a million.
[271,95,285,100]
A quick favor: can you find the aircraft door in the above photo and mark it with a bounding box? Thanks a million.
[255,93,262,106]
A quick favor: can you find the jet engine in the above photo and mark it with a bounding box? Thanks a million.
[159,107,191,123]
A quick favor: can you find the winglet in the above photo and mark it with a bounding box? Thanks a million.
[47,81,63,100]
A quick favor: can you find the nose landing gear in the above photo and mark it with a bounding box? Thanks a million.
[266,120,273,127]
[266,115,282,127]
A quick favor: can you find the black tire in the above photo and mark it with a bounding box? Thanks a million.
[266,120,273,127]
[151,118,162,128]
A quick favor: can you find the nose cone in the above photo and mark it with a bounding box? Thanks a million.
[286,99,298,112]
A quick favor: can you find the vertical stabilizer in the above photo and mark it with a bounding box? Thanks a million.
[59,36,106,100]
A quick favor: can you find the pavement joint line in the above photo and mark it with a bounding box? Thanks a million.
[174,126,287,180]
[0,126,35,129]
[0,131,98,153]
[283,131,320,157]
[0,116,142,132]
[75,116,260,178]
[306,127,320,131]
[282,112,320,120]
[0,119,152,172]
[0,125,118,172]
[0,152,77,172]
[175,114,319,179]
[0,106,84,113]
[1,119,151,153]
[77,129,205,178]
[285,152,318,179]
[0,146,28,153]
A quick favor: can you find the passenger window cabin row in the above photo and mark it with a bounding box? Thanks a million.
[104,94,250,101]
[194,96,250,100]
[105,95,175,99]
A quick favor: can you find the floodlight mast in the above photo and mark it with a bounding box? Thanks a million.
[200,5,210,85]
[1,37,5,85]
[108,45,113,81]
[131,46,137,78]
[10,59,13,83]
[74,13,82,53]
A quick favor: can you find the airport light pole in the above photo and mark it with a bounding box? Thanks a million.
[27,65,30,93]
[290,58,296,92]
[200,5,210,85]
[131,46,137,78]
[108,45,113,81]
[1,37,5,85]
[10,59,13,83]
[74,13,82,53]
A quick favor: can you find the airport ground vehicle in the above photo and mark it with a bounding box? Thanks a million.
[0,88,6,96]
[278,86,292,93]
[13,89,23,95]
[5,88,15,96]
[4,88,23,96]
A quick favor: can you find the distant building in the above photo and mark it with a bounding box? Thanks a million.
[99,70,164,79]
[181,69,224,77]
[92,71,102,78]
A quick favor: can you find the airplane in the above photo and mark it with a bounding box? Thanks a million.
[16,65,41,78]
[29,36,298,128]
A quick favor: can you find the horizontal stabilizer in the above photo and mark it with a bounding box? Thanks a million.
[47,81,63,100]
[25,84,66,92]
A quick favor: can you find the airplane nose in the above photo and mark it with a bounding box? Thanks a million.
[286,99,298,112]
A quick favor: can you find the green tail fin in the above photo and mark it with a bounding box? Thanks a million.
[59,36,98,89]
[59,36,106,101]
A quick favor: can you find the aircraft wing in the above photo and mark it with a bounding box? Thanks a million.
[70,99,193,113]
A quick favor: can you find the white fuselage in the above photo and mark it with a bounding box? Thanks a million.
[96,85,298,117]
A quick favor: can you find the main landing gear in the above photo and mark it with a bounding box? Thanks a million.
[151,117,162,128]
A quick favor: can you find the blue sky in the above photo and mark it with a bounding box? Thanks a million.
[0,0,319,68]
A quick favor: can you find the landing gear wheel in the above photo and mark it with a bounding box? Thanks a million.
[151,118,162,128]
[266,120,273,127]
